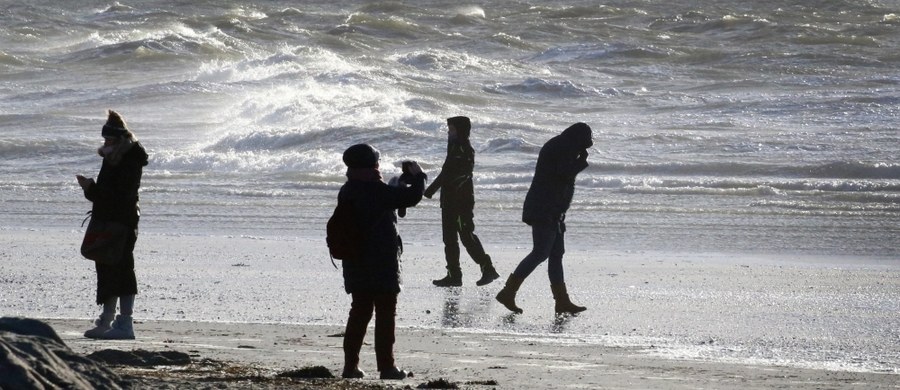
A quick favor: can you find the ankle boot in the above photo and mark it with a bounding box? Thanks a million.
[341,367,366,379]
[101,314,135,340]
[476,263,500,286]
[432,271,462,287]
[84,314,114,339]
[85,298,117,339]
[551,283,586,315]
[495,274,525,314]
[379,367,410,380]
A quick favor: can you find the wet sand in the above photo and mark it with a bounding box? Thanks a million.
[45,318,897,389]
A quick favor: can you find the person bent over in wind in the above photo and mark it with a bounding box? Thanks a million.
[496,123,593,316]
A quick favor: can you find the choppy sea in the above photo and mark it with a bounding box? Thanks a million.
[2,0,898,256]
[2,0,899,255]
[1,0,899,374]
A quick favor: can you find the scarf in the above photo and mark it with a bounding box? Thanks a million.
[98,138,135,167]
[346,167,383,182]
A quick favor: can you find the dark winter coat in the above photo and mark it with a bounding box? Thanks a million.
[340,172,425,294]
[424,139,475,211]
[83,141,149,229]
[522,123,592,226]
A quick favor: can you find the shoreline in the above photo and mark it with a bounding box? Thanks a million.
[43,318,898,389]
[2,227,898,385]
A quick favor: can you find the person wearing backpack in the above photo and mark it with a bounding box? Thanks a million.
[337,143,426,380]
[424,116,499,287]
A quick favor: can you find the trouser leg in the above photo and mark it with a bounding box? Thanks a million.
[119,294,135,316]
[546,222,566,285]
[101,296,117,320]
[456,210,491,266]
[373,293,398,372]
[512,222,560,279]
[344,293,374,370]
[441,208,461,276]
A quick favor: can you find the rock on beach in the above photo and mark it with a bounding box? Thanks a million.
[0,317,123,390]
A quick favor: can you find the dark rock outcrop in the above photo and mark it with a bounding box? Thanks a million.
[0,317,123,390]
[87,349,191,367]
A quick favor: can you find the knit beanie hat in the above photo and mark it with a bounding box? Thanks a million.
[447,116,471,140]
[102,110,128,137]
[343,144,380,168]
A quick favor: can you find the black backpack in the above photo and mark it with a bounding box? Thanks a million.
[326,197,363,267]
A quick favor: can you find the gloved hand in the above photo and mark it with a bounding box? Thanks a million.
[402,161,423,177]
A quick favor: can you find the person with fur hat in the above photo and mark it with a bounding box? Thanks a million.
[424,116,499,287]
[76,110,148,340]
[495,123,593,316]
[337,144,426,380]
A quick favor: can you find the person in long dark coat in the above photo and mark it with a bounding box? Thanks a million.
[424,116,499,287]
[77,110,148,339]
[338,144,425,380]
[495,123,593,315]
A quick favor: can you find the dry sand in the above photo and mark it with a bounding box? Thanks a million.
[45,318,897,389]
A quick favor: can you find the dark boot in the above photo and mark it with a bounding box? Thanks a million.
[432,271,462,287]
[341,368,366,379]
[379,367,410,380]
[495,274,525,314]
[434,245,463,287]
[551,283,586,315]
[475,261,500,286]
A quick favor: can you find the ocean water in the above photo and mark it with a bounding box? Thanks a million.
[1,0,899,374]
[2,0,899,255]
[2,1,898,256]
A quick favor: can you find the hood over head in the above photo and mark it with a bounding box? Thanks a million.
[561,122,593,150]
[447,116,471,140]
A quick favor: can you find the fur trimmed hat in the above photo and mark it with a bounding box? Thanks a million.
[102,110,128,137]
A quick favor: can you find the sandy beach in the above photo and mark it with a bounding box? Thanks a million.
[37,318,896,389]
[2,228,898,388]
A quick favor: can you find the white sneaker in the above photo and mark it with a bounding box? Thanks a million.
[101,315,134,340]
[84,317,112,339]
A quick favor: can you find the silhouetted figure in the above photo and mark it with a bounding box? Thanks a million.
[425,116,499,287]
[496,123,592,315]
[338,144,426,380]
[76,110,148,339]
